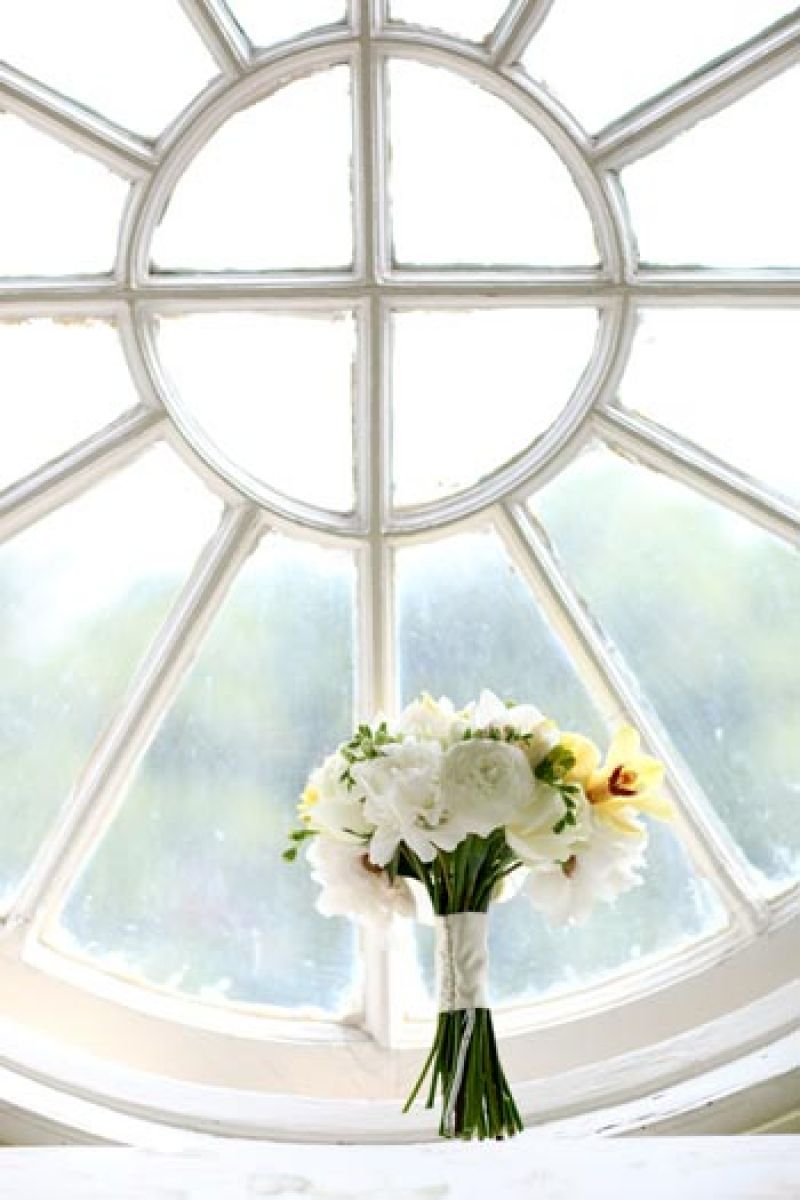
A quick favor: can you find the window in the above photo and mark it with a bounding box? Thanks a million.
[0,0,798,1140]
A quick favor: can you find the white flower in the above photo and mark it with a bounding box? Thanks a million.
[301,751,373,842]
[353,740,443,866]
[525,813,648,925]
[393,694,467,746]
[307,837,415,926]
[465,689,560,767]
[506,780,590,865]
[438,737,533,839]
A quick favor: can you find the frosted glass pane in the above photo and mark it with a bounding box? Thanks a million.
[0,449,221,910]
[388,0,507,41]
[387,61,597,267]
[395,530,607,741]
[152,68,353,271]
[226,0,346,46]
[0,321,140,489]
[622,67,800,268]
[156,312,356,511]
[392,308,598,506]
[0,0,215,136]
[0,115,127,276]
[415,818,723,1008]
[532,447,800,889]
[58,536,358,1014]
[398,529,722,1006]
[523,0,791,131]
[618,310,800,505]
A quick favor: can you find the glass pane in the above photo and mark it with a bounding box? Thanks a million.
[397,529,722,1006]
[523,0,792,131]
[0,320,140,489]
[0,0,215,136]
[152,67,353,272]
[0,114,128,277]
[57,535,359,1014]
[617,310,800,506]
[622,66,800,268]
[391,308,598,506]
[0,448,222,911]
[531,445,800,889]
[414,818,723,1008]
[155,311,356,511]
[226,0,346,46]
[387,61,597,267]
[388,0,507,41]
[395,529,607,740]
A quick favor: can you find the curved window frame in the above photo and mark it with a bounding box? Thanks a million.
[0,0,799,1138]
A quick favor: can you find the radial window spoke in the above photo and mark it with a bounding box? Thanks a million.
[154,310,357,512]
[391,307,598,507]
[386,60,598,267]
[522,0,794,132]
[387,0,509,42]
[225,0,347,47]
[151,67,354,272]
[622,65,800,268]
[0,0,216,137]
[614,309,800,507]
[54,534,359,1014]
[0,448,221,913]
[531,445,800,891]
[0,114,128,277]
[0,320,140,491]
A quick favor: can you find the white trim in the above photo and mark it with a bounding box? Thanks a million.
[489,0,556,67]
[594,406,800,548]
[177,0,252,77]
[594,10,800,169]
[0,407,165,548]
[0,63,156,180]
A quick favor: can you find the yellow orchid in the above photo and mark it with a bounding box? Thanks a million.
[560,726,675,836]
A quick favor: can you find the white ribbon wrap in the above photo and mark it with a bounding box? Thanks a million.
[435,912,489,1012]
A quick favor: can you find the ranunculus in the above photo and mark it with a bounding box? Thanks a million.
[439,737,533,838]
[506,779,589,865]
[352,740,443,866]
[307,837,415,926]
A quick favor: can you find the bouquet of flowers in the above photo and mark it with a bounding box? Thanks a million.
[284,690,674,1141]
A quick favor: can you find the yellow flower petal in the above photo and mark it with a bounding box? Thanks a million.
[561,732,601,787]
[605,725,641,769]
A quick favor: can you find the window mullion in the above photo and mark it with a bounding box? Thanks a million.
[488,0,556,68]
[0,62,156,180]
[594,10,800,170]
[494,500,771,939]
[594,405,800,548]
[0,406,165,549]
[176,0,252,78]
[5,504,264,942]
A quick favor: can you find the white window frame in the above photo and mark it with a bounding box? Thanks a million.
[0,0,799,1140]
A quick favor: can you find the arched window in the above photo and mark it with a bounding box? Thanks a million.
[0,0,798,1141]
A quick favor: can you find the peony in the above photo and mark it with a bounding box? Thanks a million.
[439,737,533,838]
[307,836,415,926]
[525,812,648,925]
[352,739,443,866]
[506,779,590,866]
